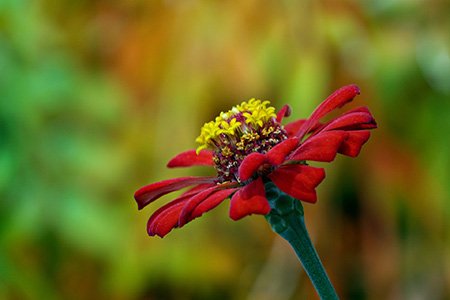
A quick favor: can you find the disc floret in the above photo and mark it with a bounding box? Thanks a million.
[196,99,288,183]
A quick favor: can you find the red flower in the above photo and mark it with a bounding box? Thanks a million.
[135,85,377,237]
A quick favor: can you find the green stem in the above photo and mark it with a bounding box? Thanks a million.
[264,181,339,300]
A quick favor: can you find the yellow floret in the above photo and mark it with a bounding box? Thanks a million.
[196,98,277,153]
[195,121,222,153]
[242,100,276,127]
[218,118,241,135]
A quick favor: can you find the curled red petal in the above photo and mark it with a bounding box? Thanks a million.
[289,131,347,162]
[167,149,214,168]
[345,106,370,113]
[147,198,187,237]
[268,165,325,203]
[187,188,238,223]
[147,184,215,237]
[338,130,371,157]
[238,152,267,181]
[178,186,218,226]
[266,137,299,165]
[276,104,292,122]
[181,183,216,197]
[307,107,369,136]
[229,177,270,220]
[284,119,307,137]
[284,119,323,138]
[320,107,377,132]
[134,176,215,210]
[296,84,360,139]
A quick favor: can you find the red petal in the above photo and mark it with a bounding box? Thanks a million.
[146,184,217,237]
[268,165,325,203]
[296,85,360,139]
[320,107,377,132]
[289,131,347,162]
[340,106,371,114]
[147,197,188,237]
[266,137,299,165]
[178,186,218,226]
[134,176,215,210]
[229,177,270,220]
[167,149,214,168]
[187,188,238,223]
[181,183,216,197]
[276,104,292,122]
[284,119,307,137]
[284,119,323,137]
[238,152,267,181]
[339,130,371,157]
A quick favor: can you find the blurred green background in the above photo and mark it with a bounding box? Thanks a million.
[1,0,449,299]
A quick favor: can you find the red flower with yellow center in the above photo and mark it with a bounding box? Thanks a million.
[134,85,377,237]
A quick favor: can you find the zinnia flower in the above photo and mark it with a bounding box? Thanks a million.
[134,84,377,237]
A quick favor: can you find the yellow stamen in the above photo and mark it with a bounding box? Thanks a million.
[221,146,232,157]
[195,98,277,153]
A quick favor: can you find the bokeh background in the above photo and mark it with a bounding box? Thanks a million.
[1,0,449,299]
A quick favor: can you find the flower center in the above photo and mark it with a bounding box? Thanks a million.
[196,99,288,183]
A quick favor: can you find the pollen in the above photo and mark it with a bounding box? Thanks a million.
[195,99,287,183]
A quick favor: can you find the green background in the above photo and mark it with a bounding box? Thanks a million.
[1,0,449,299]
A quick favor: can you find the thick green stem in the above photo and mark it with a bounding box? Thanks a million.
[264,181,339,300]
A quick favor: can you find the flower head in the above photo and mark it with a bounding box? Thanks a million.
[134,85,377,237]
[195,98,286,183]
